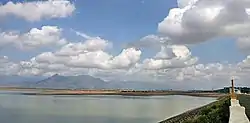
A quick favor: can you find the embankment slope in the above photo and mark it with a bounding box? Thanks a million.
[159,96,230,123]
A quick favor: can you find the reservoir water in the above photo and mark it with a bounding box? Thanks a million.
[0,92,215,123]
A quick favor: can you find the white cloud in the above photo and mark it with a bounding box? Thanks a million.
[55,40,110,56]
[177,0,198,8]
[4,31,142,79]
[238,55,250,69]
[128,35,198,71]
[127,35,170,49]
[33,47,141,70]
[0,56,19,75]
[140,45,198,70]
[73,30,95,40]
[0,0,75,21]
[0,26,67,50]
[35,52,70,64]
[66,50,113,69]
[19,59,71,76]
[19,31,141,74]
[1,20,250,89]
[154,46,175,60]
[116,0,250,88]
[171,61,250,88]
[162,63,236,88]
[109,48,141,69]
[2,51,250,89]
[158,0,250,49]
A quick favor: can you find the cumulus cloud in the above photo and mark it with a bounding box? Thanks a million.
[127,35,198,70]
[55,40,110,56]
[2,53,250,89]
[3,0,250,89]
[0,31,141,78]
[0,0,75,21]
[140,45,198,70]
[19,59,72,76]
[158,0,250,49]
[33,47,141,70]
[0,56,19,75]
[171,61,250,87]
[155,0,250,86]
[122,0,250,87]
[158,63,235,88]
[127,35,170,49]
[0,26,67,50]
[238,55,250,69]
[154,46,176,60]
[18,31,142,76]
[0,29,200,83]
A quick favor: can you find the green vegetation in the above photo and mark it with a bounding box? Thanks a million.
[238,94,250,119]
[214,87,250,93]
[238,87,250,93]
[183,97,230,123]
[190,87,250,94]
[159,96,230,123]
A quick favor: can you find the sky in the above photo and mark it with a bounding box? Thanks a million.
[1,0,250,89]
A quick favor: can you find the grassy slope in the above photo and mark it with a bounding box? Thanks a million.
[159,96,230,123]
[183,96,230,123]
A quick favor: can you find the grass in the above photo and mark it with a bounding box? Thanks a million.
[181,96,230,123]
[159,96,230,123]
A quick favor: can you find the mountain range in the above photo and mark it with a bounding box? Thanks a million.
[0,74,169,90]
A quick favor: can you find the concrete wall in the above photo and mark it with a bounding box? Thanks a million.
[229,99,250,123]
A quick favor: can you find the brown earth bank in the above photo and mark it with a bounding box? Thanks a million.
[0,87,226,97]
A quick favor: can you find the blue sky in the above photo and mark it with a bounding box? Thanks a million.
[191,38,246,64]
[0,0,246,64]
[1,0,250,88]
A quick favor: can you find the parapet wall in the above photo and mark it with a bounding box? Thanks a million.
[229,99,250,123]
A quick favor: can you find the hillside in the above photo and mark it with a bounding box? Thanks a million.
[26,74,106,89]
[21,74,169,90]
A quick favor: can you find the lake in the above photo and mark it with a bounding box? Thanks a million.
[0,92,215,123]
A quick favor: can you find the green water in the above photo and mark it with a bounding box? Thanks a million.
[0,92,215,123]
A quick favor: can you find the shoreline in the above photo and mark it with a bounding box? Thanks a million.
[0,86,230,122]
[0,87,227,98]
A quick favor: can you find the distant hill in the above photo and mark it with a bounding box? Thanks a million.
[26,74,170,90]
[26,74,107,89]
[0,74,170,90]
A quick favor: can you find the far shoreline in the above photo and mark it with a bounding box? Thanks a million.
[0,86,227,98]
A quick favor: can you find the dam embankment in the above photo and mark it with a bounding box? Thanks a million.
[159,96,230,123]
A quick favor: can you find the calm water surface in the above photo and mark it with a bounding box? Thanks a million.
[0,91,215,123]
